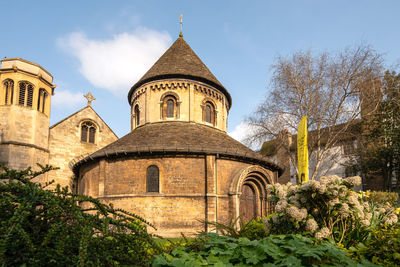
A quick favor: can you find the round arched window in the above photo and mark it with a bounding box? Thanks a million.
[134,105,140,127]
[146,165,159,193]
[203,101,216,125]
[161,94,179,120]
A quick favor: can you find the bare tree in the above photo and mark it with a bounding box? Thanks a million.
[247,45,383,180]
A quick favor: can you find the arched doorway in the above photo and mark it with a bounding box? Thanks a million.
[239,184,256,222]
[238,171,272,222]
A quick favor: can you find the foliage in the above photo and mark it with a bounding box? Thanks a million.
[200,217,267,240]
[0,166,160,266]
[346,224,400,267]
[365,190,399,206]
[247,45,383,179]
[360,70,400,191]
[153,233,376,266]
[263,175,399,247]
[239,219,269,240]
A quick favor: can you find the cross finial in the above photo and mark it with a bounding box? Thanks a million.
[84,92,96,106]
[179,14,183,37]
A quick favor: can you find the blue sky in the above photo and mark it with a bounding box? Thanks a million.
[2,0,400,142]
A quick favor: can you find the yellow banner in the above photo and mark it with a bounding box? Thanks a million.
[297,115,308,183]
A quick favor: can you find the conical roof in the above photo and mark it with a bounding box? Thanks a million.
[127,37,232,108]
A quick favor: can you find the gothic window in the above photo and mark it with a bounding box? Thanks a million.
[81,121,96,144]
[37,88,47,113]
[3,79,14,104]
[134,104,140,127]
[18,81,34,107]
[203,101,216,125]
[161,94,179,120]
[146,165,159,193]
[18,83,25,105]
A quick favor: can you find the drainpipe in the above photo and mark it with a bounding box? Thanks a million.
[215,154,218,223]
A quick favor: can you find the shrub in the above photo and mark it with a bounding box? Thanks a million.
[365,191,399,206]
[239,219,268,240]
[0,166,160,266]
[346,224,400,267]
[153,233,377,266]
[263,175,399,247]
[201,217,268,240]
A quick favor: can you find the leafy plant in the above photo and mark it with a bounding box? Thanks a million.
[346,224,400,267]
[0,166,160,266]
[263,175,399,247]
[365,191,399,206]
[153,233,377,266]
[200,217,268,240]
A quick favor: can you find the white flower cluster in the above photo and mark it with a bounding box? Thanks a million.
[263,175,400,240]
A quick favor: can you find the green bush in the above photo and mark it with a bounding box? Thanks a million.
[153,233,377,266]
[201,217,268,240]
[346,224,400,267]
[0,166,160,266]
[263,175,399,247]
[239,219,268,240]
[366,191,399,206]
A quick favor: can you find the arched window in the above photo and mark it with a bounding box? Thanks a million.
[3,79,14,105]
[161,94,179,120]
[162,95,178,120]
[80,121,96,144]
[18,81,34,107]
[134,104,140,127]
[166,99,174,118]
[146,165,159,193]
[203,101,216,125]
[37,88,48,113]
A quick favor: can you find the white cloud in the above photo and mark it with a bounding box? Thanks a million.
[51,89,85,109]
[58,28,172,95]
[228,122,260,150]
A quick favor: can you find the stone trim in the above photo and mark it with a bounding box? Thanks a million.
[0,141,49,153]
[97,193,230,198]
[0,67,55,89]
[194,84,224,102]
[1,57,53,78]
[150,81,189,91]
[130,87,146,105]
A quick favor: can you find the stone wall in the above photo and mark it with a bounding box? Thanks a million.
[0,58,53,183]
[0,105,50,176]
[48,106,117,189]
[130,79,229,132]
[78,154,276,237]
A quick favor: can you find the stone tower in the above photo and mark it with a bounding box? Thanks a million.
[0,58,55,176]
[128,37,231,132]
[74,36,282,237]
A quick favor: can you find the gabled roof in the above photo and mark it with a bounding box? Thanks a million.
[50,105,118,138]
[72,121,282,175]
[260,120,362,156]
[127,37,232,108]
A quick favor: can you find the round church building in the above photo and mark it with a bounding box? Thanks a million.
[73,36,283,237]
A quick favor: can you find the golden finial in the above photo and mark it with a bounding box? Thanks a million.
[84,92,96,106]
[179,14,183,37]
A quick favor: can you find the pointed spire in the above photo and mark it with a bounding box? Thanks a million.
[128,37,232,108]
